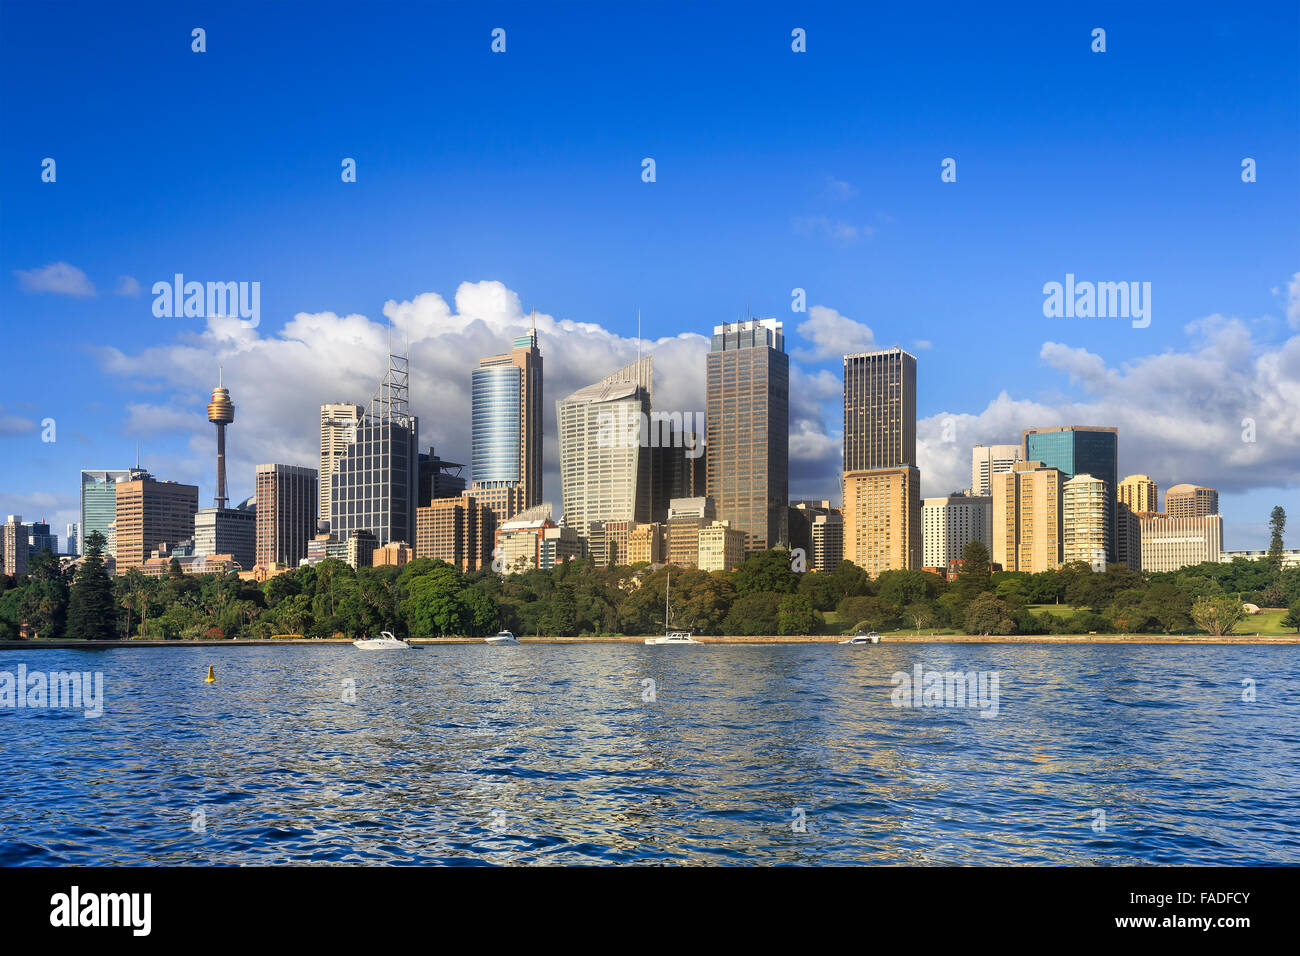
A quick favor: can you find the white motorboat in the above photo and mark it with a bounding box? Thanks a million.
[645,631,700,645]
[353,630,411,649]
[840,631,881,645]
[485,630,519,645]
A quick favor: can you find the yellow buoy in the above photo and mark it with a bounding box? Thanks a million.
[205,665,216,683]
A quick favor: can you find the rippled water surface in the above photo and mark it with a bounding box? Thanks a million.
[1,644,1297,865]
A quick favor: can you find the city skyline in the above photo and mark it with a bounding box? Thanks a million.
[2,3,1298,551]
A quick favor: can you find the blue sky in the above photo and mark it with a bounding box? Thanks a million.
[2,0,1298,550]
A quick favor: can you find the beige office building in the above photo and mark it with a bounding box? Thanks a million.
[970,444,1023,497]
[1164,484,1219,519]
[992,460,1063,573]
[698,520,746,572]
[319,402,363,527]
[1062,473,1111,567]
[1118,474,1159,515]
[665,497,715,567]
[627,522,665,565]
[114,476,200,574]
[1140,514,1223,572]
[842,466,922,577]
[416,494,494,572]
[1117,501,1142,570]
[810,511,843,573]
[557,358,653,545]
[255,463,318,568]
[2,515,28,576]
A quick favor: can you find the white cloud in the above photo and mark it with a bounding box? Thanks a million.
[793,305,875,362]
[14,261,95,297]
[115,275,142,296]
[824,175,858,200]
[792,216,875,243]
[0,405,37,436]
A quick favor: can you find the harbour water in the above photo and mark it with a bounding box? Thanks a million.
[1,644,1296,865]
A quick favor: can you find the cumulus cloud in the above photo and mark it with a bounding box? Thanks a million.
[793,305,875,362]
[917,319,1300,498]
[0,405,38,436]
[824,175,858,200]
[115,275,142,296]
[95,281,712,509]
[14,261,95,297]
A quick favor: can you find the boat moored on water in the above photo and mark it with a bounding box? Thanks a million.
[353,630,412,649]
[486,630,519,644]
[840,631,882,645]
[645,631,701,645]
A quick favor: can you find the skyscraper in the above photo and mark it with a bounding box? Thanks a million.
[471,327,543,510]
[556,356,653,543]
[194,506,256,570]
[844,347,917,472]
[319,402,363,527]
[992,460,1063,573]
[330,352,419,548]
[971,443,1024,497]
[706,318,789,551]
[843,347,921,573]
[65,523,79,557]
[1118,474,1159,514]
[255,464,318,567]
[113,473,199,574]
[1164,484,1219,518]
[1022,426,1118,562]
[922,493,992,569]
[1062,473,1111,566]
[80,469,137,555]
[2,515,28,576]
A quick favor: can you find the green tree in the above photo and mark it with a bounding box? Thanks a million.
[1190,595,1245,636]
[721,592,781,635]
[903,601,935,635]
[732,550,799,596]
[66,531,117,640]
[1268,506,1287,578]
[17,549,68,638]
[964,593,1014,636]
[777,594,817,635]
[1281,603,1300,633]
[402,565,468,637]
[953,540,992,602]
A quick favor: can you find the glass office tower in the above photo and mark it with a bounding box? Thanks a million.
[1022,426,1118,563]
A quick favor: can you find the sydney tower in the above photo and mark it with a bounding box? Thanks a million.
[207,369,235,509]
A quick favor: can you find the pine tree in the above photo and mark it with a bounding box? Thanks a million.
[1267,506,1287,579]
[66,530,118,640]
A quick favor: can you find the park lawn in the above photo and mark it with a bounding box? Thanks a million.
[1026,603,1083,619]
[1235,608,1295,636]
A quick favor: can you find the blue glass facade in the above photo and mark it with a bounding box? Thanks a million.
[1024,428,1118,562]
[471,365,522,485]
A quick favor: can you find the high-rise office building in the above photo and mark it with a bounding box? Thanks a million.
[706,318,789,551]
[80,469,138,554]
[319,402,363,527]
[1118,474,1159,515]
[845,348,917,472]
[1022,426,1118,562]
[416,494,495,572]
[1164,484,1219,518]
[789,500,839,565]
[627,522,665,564]
[330,353,419,548]
[255,464,318,567]
[842,466,922,576]
[992,460,1063,573]
[1062,473,1111,566]
[1116,501,1142,571]
[557,357,653,543]
[65,523,79,557]
[418,447,467,506]
[698,520,746,572]
[665,496,716,567]
[113,474,199,574]
[650,433,705,523]
[971,444,1024,497]
[922,493,992,569]
[194,506,256,570]
[842,347,921,573]
[810,511,844,574]
[26,521,57,559]
[1140,514,1223,572]
[471,327,543,510]
[2,515,28,576]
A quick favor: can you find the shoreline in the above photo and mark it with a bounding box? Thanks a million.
[1,634,1297,648]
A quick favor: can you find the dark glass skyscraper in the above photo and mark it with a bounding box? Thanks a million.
[705,318,789,551]
[470,328,542,510]
[330,353,419,548]
[1022,426,1118,562]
